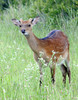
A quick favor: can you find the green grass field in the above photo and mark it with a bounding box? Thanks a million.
[0,6,78,100]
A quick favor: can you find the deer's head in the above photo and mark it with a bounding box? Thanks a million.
[12,17,40,36]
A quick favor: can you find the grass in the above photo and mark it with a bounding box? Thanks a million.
[0,6,78,100]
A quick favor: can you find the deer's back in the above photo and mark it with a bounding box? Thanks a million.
[39,30,69,58]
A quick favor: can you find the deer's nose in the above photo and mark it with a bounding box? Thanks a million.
[21,29,25,34]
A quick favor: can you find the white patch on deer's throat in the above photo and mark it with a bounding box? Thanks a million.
[24,32,29,36]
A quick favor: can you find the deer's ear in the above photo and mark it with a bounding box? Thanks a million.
[12,19,21,26]
[31,16,40,26]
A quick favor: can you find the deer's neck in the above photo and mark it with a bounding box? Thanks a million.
[25,32,40,53]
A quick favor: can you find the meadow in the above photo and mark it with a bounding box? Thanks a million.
[0,6,78,100]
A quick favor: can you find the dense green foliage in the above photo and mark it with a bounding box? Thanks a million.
[0,0,78,18]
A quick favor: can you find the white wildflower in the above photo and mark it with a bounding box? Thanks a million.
[44,63,48,66]
[13,40,16,44]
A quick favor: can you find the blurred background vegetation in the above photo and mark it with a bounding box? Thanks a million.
[0,0,78,17]
[0,0,78,28]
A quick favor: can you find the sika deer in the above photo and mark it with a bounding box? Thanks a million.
[12,17,71,86]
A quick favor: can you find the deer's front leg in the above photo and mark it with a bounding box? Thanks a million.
[39,66,43,86]
[50,65,56,84]
[34,53,43,86]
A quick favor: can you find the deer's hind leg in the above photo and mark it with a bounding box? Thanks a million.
[61,55,71,84]
[61,64,67,84]
[65,59,71,83]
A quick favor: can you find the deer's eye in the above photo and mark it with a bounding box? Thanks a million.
[28,24,31,27]
[19,25,22,27]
